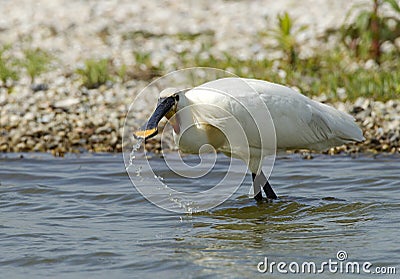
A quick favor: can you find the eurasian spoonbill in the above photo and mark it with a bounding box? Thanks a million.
[134,78,364,201]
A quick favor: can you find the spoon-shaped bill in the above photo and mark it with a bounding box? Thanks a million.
[134,96,176,140]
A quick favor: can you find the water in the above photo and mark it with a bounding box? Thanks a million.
[125,138,143,172]
[1,152,399,278]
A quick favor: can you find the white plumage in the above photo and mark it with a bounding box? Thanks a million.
[173,78,364,172]
[136,77,364,200]
[242,78,365,150]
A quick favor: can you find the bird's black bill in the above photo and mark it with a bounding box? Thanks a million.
[134,96,176,140]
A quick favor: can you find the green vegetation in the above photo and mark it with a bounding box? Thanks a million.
[0,46,53,87]
[0,45,19,85]
[20,48,53,83]
[131,50,164,80]
[170,7,399,102]
[262,12,308,66]
[2,1,399,102]
[75,52,164,88]
[341,0,400,63]
[176,48,399,102]
[116,63,128,82]
[76,58,113,89]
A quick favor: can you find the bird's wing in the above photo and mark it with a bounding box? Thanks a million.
[191,79,276,146]
[245,79,364,150]
[187,77,363,151]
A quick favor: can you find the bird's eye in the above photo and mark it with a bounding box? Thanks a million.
[175,95,179,101]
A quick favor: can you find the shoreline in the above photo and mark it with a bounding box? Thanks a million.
[1,85,399,155]
[1,151,400,161]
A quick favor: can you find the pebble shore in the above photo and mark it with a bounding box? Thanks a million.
[1,0,398,155]
[1,82,399,155]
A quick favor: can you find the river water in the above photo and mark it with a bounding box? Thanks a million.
[0,152,399,278]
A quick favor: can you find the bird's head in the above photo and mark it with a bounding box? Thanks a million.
[134,88,186,140]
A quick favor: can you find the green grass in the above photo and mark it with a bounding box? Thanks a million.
[164,9,400,102]
[76,6,399,102]
[340,0,400,63]
[75,53,164,88]
[0,45,19,84]
[130,50,164,80]
[76,58,113,89]
[174,47,399,102]
[261,12,308,66]
[20,48,53,83]
[2,3,399,103]
[0,45,53,86]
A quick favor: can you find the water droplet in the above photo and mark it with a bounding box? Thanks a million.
[126,138,143,171]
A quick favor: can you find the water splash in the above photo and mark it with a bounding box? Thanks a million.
[168,194,197,214]
[125,138,143,172]
[125,137,198,213]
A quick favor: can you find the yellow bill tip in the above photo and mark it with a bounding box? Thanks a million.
[133,128,158,139]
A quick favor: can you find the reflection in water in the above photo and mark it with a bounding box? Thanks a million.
[196,198,376,244]
[176,198,396,278]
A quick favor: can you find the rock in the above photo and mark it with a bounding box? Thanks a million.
[53,98,80,109]
[16,142,26,151]
[31,83,49,92]
[95,126,112,134]
[33,142,46,152]
[0,142,9,152]
[24,112,35,121]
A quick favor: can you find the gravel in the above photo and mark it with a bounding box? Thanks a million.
[1,0,398,155]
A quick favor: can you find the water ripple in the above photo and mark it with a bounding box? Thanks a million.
[0,153,399,277]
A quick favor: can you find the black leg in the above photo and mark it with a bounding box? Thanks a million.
[252,172,278,200]
[263,179,278,199]
[252,173,263,201]
[254,192,263,201]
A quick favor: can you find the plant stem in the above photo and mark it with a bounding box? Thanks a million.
[370,0,381,63]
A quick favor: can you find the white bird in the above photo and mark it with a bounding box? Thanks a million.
[134,78,364,201]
